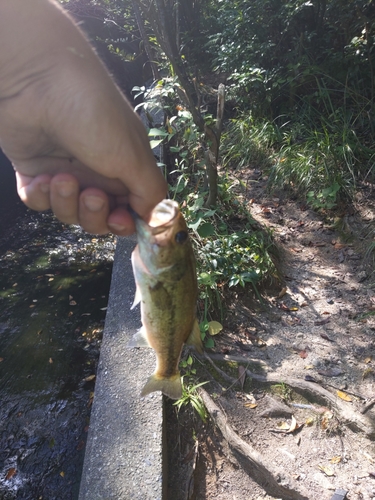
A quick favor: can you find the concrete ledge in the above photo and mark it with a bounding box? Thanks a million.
[79,237,164,500]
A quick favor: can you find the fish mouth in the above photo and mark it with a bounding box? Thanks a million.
[130,199,180,237]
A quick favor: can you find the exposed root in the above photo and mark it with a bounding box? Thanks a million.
[244,369,375,439]
[199,388,309,500]
[204,353,375,439]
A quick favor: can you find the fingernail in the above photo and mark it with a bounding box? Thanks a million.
[56,181,75,197]
[40,183,50,194]
[83,195,105,212]
[108,222,127,233]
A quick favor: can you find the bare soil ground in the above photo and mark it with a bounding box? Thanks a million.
[167,168,375,500]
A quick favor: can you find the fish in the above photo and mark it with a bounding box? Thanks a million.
[129,199,203,400]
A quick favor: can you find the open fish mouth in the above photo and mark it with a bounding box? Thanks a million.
[130,199,180,235]
[148,200,179,228]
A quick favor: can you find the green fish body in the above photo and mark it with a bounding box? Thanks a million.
[129,199,203,400]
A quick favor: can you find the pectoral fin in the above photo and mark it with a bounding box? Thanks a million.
[185,319,204,354]
[131,283,142,310]
[127,327,150,348]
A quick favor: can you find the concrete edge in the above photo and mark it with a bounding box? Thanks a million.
[78,236,165,500]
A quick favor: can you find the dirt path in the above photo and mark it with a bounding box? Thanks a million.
[167,170,375,500]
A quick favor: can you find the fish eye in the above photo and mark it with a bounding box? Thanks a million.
[175,231,188,244]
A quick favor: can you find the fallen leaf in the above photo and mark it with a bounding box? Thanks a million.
[337,390,352,402]
[279,303,290,311]
[100,307,107,311]
[318,465,335,476]
[238,365,246,389]
[329,456,342,464]
[305,417,315,426]
[320,333,334,342]
[314,318,331,326]
[365,356,372,364]
[5,468,16,480]
[244,403,258,409]
[69,300,77,306]
[77,440,85,451]
[304,365,314,370]
[289,306,299,311]
[363,368,374,379]
[60,471,65,478]
[278,287,287,298]
[277,421,290,430]
[287,415,299,433]
[49,358,53,364]
[84,374,96,382]
[208,321,223,336]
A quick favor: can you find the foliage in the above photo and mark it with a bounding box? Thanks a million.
[174,376,208,423]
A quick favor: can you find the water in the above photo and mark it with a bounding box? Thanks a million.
[0,178,115,499]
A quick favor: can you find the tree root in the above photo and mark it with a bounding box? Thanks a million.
[243,369,375,439]
[199,388,309,500]
[203,353,375,438]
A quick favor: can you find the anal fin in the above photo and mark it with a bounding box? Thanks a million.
[127,327,150,348]
[185,319,204,354]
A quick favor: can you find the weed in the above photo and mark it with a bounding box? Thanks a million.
[174,377,209,423]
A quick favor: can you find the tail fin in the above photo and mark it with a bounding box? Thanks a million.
[141,373,182,400]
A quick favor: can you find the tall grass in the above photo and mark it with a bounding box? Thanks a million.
[221,80,375,210]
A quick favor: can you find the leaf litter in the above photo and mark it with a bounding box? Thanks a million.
[166,168,375,500]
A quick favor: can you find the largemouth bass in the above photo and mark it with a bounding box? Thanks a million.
[129,199,203,400]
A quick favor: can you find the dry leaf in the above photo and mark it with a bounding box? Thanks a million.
[318,465,335,476]
[337,390,352,402]
[320,333,334,342]
[60,471,65,478]
[329,456,342,464]
[278,287,287,298]
[49,358,53,364]
[69,300,77,306]
[287,415,299,433]
[277,421,290,430]
[305,417,315,426]
[314,318,331,326]
[84,374,96,382]
[363,368,375,380]
[304,365,314,370]
[5,468,16,480]
[244,403,258,409]
[238,365,246,389]
[208,321,223,336]
[365,356,372,364]
[289,306,299,311]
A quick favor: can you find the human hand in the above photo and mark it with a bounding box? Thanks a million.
[0,0,166,235]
